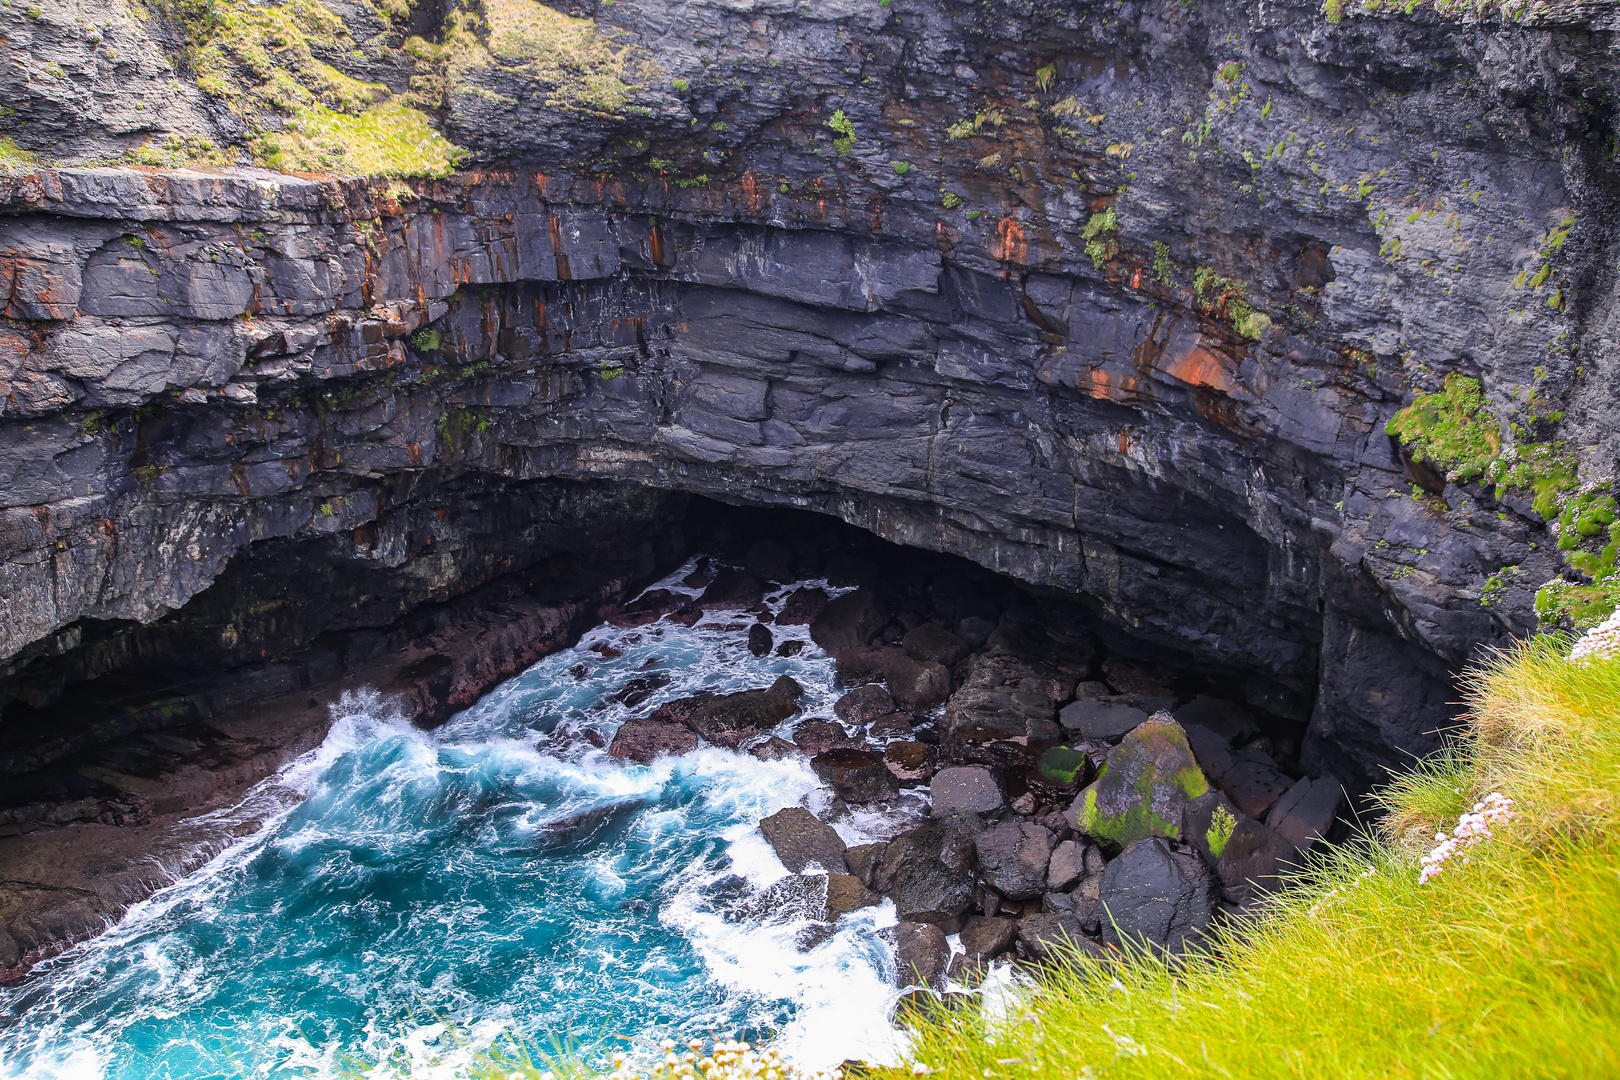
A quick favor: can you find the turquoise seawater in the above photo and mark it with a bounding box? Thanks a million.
[0,565,918,1080]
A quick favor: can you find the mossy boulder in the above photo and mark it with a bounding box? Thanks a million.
[1037,745,1089,787]
[1065,715,1209,854]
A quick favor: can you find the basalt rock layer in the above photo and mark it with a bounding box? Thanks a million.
[5,0,1620,798]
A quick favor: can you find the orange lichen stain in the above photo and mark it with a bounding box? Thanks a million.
[1131,267,1143,289]
[1161,344,1237,394]
[740,171,760,214]
[996,218,1027,265]
[1085,366,1140,404]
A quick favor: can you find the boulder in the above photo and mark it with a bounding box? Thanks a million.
[1066,715,1209,854]
[608,588,686,628]
[685,676,804,748]
[776,587,830,626]
[1214,816,1297,902]
[929,766,1003,816]
[947,954,989,987]
[1018,913,1103,963]
[608,714,700,763]
[887,921,950,988]
[810,588,888,656]
[1059,700,1148,742]
[1267,775,1344,851]
[884,653,952,712]
[759,806,849,873]
[1036,746,1089,787]
[744,540,795,584]
[611,671,672,709]
[750,736,800,761]
[1099,837,1217,956]
[974,821,1056,900]
[941,652,1066,766]
[812,749,900,802]
[1219,759,1293,820]
[884,741,937,785]
[700,568,765,609]
[872,817,983,890]
[775,640,806,657]
[793,719,863,756]
[1045,868,1103,934]
[834,684,896,725]
[869,712,916,739]
[958,915,1020,962]
[956,616,997,647]
[826,872,881,916]
[1047,839,1088,892]
[1183,790,1247,868]
[902,623,970,667]
[748,623,773,657]
[845,842,886,887]
[888,860,975,923]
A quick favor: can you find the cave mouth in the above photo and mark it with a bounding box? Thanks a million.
[0,481,1316,839]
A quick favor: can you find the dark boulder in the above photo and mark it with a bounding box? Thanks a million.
[759,806,848,873]
[776,587,830,626]
[834,684,896,725]
[884,653,952,712]
[811,749,899,802]
[1018,913,1103,963]
[888,860,975,923]
[775,640,806,657]
[956,616,997,647]
[942,653,1066,766]
[792,719,863,756]
[748,623,773,657]
[1268,775,1344,851]
[826,872,881,916]
[958,915,1019,962]
[685,676,804,748]
[884,741,937,785]
[902,623,970,667]
[750,736,800,761]
[608,714,700,763]
[868,712,915,739]
[974,821,1056,900]
[700,568,764,610]
[1058,701,1148,742]
[608,588,686,628]
[845,842,886,887]
[810,588,888,656]
[1099,837,1217,956]
[1046,838,1088,892]
[929,766,1003,816]
[885,921,950,988]
[611,671,671,709]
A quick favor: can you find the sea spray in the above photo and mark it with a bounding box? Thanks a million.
[0,561,914,1079]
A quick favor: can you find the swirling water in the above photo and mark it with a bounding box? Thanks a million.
[0,562,920,1080]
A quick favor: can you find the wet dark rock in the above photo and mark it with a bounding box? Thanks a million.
[747,623,773,657]
[942,652,1066,766]
[759,806,848,874]
[845,842,886,888]
[1268,775,1345,852]
[1067,716,1209,854]
[536,800,644,850]
[1219,760,1295,820]
[929,766,1003,816]
[590,643,624,660]
[700,569,764,610]
[958,915,1019,962]
[892,988,972,1025]
[883,740,937,786]
[886,921,950,989]
[974,821,1056,901]
[775,640,806,658]
[1018,913,1103,963]
[611,672,671,709]
[1045,859,1103,935]
[1099,838,1218,957]
[868,712,916,740]
[1035,746,1089,788]
[834,684,895,726]
[825,872,881,917]
[1101,659,1177,700]
[1059,701,1149,743]
[776,588,830,626]
[792,719,863,757]
[744,540,794,585]
[749,736,799,762]
[956,617,997,648]
[811,749,899,803]
[810,589,888,657]
[872,817,983,891]
[883,653,952,713]
[946,954,989,987]
[609,589,685,628]
[607,714,700,763]
[902,623,970,668]
[684,676,803,748]
[795,922,838,952]
[666,603,705,628]
[1047,839,1088,892]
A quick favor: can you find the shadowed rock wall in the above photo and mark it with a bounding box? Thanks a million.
[5,0,1620,792]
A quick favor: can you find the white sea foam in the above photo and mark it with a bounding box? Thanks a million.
[0,558,931,1079]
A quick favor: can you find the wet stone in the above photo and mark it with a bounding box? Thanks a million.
[812,749,899,803]
[759,806,848,874]
[834,684,896,725]
[929,766,1003,816]
[747,623,773,657]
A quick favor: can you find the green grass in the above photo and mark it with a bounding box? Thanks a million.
[891,635,1620,1079]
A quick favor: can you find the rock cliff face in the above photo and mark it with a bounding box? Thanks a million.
[3,0,1619,801]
